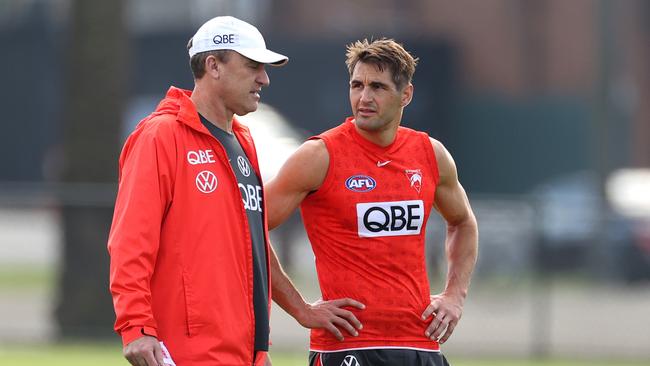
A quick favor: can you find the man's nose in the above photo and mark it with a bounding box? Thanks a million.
[257,68,270,87]
[360,87,373,102]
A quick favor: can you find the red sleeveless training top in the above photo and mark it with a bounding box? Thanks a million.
[300,117,440,352]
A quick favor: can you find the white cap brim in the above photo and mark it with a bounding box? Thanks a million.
[236,48,289,66]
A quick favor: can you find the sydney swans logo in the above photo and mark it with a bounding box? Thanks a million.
[196,170,218,193]
[405,169,423,193]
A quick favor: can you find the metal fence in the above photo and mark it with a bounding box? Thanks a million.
[1,183,649,359]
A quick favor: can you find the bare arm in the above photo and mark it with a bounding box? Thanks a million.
[422,138,479,344]
[269,244,363,340]
[266,139,328,230]
[266,139,365,340]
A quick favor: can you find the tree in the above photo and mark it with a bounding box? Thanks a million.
[56,0,127,338]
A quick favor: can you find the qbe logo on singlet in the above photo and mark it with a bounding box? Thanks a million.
[239,183,262,212]
[357,200,424,237]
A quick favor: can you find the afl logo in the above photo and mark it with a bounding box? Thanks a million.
[196,170,218,193]
[345,175,376,192]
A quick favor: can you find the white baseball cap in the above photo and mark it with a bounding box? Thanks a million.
[188,16,288,66]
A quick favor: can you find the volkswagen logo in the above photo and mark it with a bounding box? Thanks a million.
[195,170,218,193]
[237,156,251,177]
[341,355,360,366]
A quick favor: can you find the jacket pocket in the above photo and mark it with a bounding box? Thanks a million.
[181,270,201,337]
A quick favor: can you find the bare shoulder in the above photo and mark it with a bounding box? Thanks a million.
[265,138,330,228]
[429,137,458,185]
[300,138,329,160]
[290,138,329,171]
[274,138,330,192]
[428,139,474,225]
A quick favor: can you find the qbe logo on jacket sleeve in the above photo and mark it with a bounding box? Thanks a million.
[357,200,424,237]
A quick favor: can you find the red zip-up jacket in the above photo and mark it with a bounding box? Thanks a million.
[108,87,271,365]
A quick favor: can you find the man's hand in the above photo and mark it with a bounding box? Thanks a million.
[421,293,464,344]
[297,298,365,341]
[263,353,272,366]
[123,335,164,366]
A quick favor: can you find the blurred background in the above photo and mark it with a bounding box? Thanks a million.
[0,0,649,364]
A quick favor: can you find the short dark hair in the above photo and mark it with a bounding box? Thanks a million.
[187,37,231,79]
[345,38,418,90]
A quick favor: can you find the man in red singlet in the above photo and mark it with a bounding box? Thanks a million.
[266,38,478,366]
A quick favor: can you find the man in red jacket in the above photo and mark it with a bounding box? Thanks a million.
[107,16,288,366]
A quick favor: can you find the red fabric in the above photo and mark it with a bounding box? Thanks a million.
[108,87,272,365]
[313,353,322,366]
[300,118,440,351]
[253,351,267,366]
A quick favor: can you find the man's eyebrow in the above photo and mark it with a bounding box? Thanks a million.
[369,81,389,88]
[350,79,388,87]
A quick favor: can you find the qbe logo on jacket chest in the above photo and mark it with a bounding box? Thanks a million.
[357,200,424,237]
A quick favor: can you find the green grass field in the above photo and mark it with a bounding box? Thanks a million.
[1,269,648,366]
[0,343,647,366]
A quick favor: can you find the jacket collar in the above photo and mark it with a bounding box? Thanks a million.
[161,86,249,138]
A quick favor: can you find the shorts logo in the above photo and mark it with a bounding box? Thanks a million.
[195,170,218,193]
[341,355,360,366]
[237,156,251,177]
[345,175,376,192]
[405,169,423,193]
[357,200,424,237]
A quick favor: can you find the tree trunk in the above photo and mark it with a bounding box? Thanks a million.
[56,0,127,338]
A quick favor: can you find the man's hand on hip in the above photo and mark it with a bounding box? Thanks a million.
[421,293,464,344]
[298,298,366,341]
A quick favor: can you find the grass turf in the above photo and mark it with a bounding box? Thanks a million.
[0,343,647,366]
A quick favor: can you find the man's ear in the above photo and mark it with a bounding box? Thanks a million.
[402,83,413,107]
[205,55,221,79]
[401,83,414,107]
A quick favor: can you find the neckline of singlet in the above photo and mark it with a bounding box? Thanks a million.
[345,117,405,154]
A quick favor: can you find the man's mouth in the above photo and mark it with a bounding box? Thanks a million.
[358,107,376,116]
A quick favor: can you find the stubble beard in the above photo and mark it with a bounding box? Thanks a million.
[355,115,391,132]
